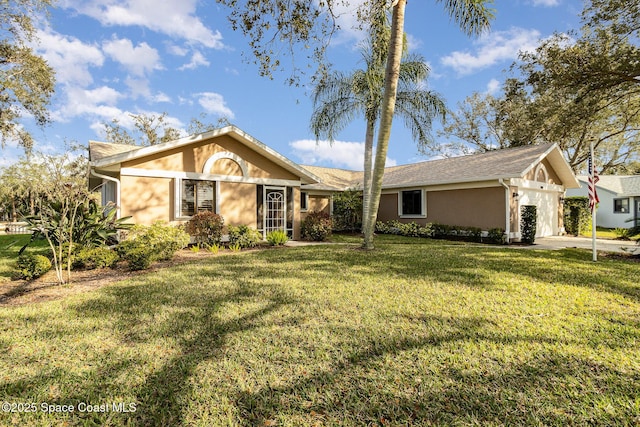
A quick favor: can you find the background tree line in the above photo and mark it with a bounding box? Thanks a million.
[433,0,640,175]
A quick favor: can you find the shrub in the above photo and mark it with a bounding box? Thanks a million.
[332,189,363,232]
[375,221,391,234]
[521,205,537,244]
[185,212,224,246]
[13,254,52,280]
[301,211,333,241]
[266,230,289,246]
[118,243,154,271]
[563,196,590,236]
[432,223,451,239]
[486,228,506,244]
[72,247,119,270]
[227,225,262,249]
[117,222,190,270]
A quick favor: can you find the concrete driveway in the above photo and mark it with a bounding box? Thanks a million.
[520,235,638,254]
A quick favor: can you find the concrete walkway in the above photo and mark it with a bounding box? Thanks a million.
[518,235,638,254]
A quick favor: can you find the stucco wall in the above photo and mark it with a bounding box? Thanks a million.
[376,187,505,230]
[120,175,172,224]
[122,135,299,180]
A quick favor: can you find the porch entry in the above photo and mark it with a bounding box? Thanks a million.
[257,185,294,238]
[265,187,286,235]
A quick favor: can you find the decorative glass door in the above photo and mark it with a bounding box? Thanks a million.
[264,187,286,235]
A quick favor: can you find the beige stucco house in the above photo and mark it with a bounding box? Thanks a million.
[89,126,321,240]
[89,126,579,242]
[302,143,580,242]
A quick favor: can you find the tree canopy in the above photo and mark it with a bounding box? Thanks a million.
[0,0,56,151]
[437,0,640,174]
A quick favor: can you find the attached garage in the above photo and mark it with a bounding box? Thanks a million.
[519,188,559,237]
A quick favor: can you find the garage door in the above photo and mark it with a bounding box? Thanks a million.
[519,190,558,237]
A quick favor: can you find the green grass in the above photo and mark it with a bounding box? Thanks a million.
[0,235,639,426]
[0,234,49,282]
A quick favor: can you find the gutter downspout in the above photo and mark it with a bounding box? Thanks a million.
[90,168,121,219]
[499,179,511,244]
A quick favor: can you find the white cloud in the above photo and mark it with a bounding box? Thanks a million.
[56,86,125,122]
[290,139,397,170]
[179,51,210,70]
[103,37,162,76]
[441,27,542,75]
[486,78,501,95]
[60,0,224,49]
[196,92,234,118]
[34,29,104,87]
[531,0,560,6]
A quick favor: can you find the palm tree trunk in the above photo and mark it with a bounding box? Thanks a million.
[362,0,406,250]
[362,118,375,236]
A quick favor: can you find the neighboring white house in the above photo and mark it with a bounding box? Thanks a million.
[566,175,640,229]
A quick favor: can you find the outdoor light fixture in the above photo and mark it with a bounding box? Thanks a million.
[512,192,519,200]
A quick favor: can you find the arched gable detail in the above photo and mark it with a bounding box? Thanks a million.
[534,163,549,183]
[202,152,249,177]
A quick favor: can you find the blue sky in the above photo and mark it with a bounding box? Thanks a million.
[4,0,584,170]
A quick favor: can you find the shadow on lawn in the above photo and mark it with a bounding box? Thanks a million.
[11,241,635,425]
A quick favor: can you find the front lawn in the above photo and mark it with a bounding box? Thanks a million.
[1,236,638,426]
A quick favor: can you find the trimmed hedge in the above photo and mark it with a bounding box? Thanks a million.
[301,211,333,241]
[13,254,52,280]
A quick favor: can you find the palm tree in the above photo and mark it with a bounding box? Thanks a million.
[310,9,445,239]
[361,0,494,249]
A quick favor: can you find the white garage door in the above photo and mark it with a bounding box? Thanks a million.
[519,190,558,237]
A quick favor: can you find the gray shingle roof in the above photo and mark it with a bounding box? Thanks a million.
[577,175,640,196]
[303,144,573,191]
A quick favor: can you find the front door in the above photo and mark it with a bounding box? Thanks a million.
[264,187,286,236]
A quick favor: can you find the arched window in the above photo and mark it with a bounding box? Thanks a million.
[534,163,548,183]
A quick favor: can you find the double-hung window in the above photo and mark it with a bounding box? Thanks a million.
[400,189,425,217]
[180,179,216,218]
[614,198,629,214]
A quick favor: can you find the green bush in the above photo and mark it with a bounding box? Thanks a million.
[185,212,224,247]
[486,228,506,244]
[117,243,154,271]
[563,196,590,236]
[432,223,452,239]
[301,211,333,241]
[521,205,537,244]
[72,247,119,270]
[332,189,363,232]
[266,230,289,246]
[13,254,52,280]
[227,225,262,249]
[117,222,190,270]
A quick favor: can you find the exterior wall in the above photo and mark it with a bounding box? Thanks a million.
[122,135,299,181]
[120,175,173,224]
[300,194,331,222]
[219,182,257,228]
[114,135,305,235]
[376,187,505,230]
[426,187,505,230]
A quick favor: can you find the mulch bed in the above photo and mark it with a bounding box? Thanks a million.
[0,250,218,308]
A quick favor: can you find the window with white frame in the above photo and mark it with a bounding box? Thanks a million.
[614,198,629,213]
[400,189,425,216]
[180,179,216,217]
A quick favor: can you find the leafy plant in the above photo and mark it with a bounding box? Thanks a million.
[72,247,119,270]
[185,212,224,246]
[332,188,363,232]
[266,230,289,246]
[190,244,201,252]
[208,243,220,254]
[13,254,51,280]
[117,222,190,270]
[228,243,242,252]
[521,205,537,244]
[563,196,590,236]
[301,211,333,241]
[486,227,506,244]
[227,225,262,249]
